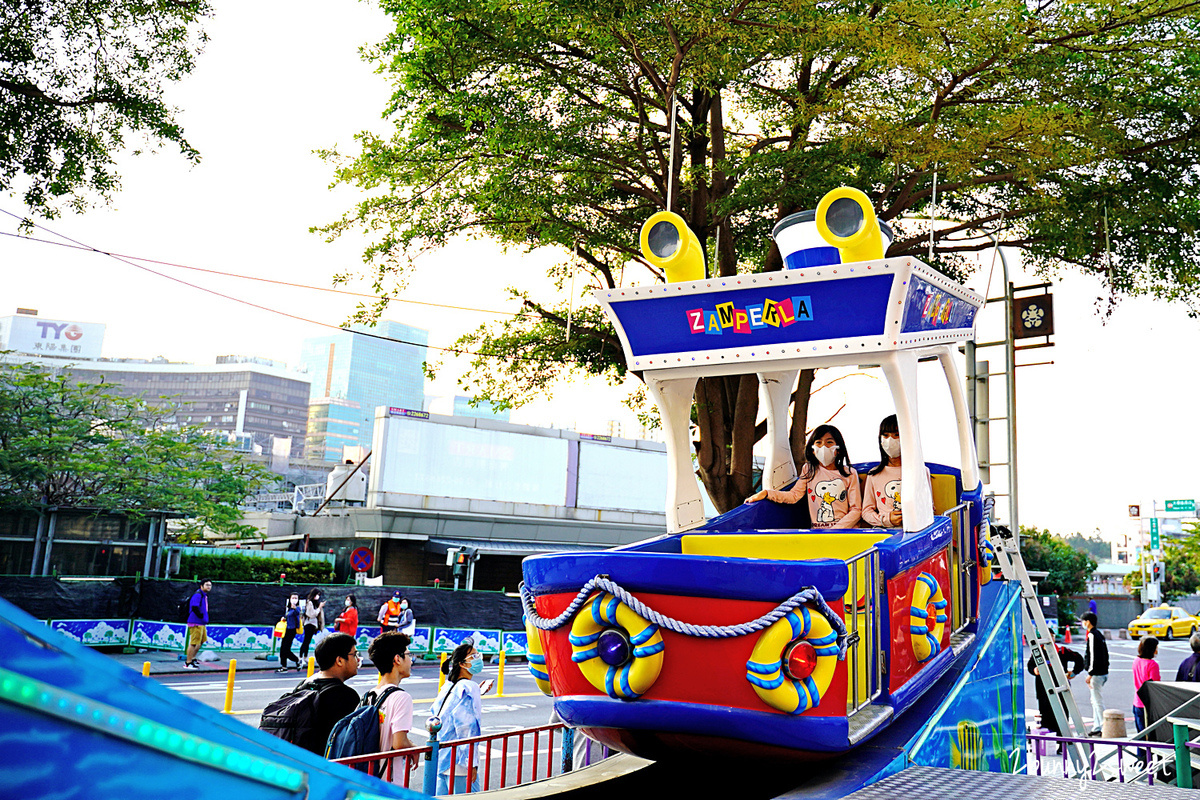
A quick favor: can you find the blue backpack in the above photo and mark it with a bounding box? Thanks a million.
[325,685,403,773]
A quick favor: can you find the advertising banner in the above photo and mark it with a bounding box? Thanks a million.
[4,315,105,359]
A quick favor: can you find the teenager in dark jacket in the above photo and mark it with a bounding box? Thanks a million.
[1028,645,1085,739]
[1081,611,1109,735]
[1177,633,1200,681]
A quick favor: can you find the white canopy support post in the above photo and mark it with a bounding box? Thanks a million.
[759,370,800,490]
[645,373,706,532]
[937,346,981,493]
[880,351,935,533]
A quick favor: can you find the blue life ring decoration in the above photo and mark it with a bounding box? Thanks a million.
[910,572,947,663]
[979,537,996,586]
[746,605,839,714]
[569,593,665,700]
[524,617,553,696]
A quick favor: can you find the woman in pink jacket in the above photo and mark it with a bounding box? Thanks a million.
[1132,636,1161,733]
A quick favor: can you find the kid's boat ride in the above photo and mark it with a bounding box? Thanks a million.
[520,187,996,760]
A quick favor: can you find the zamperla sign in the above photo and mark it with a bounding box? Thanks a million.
[2,315,106,359]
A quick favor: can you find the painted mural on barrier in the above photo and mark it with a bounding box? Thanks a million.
[132,620,187,650]
[49,619,131,647]
[411,626,431,653]
[905,581,1026,773]
[502,631,527,656]
[207,625,272,652]
[433,628,501,655]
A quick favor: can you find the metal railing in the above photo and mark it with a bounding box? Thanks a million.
[845,547,882,714]
[332,722,613,794]
[1028,732,1188,784]
[944,501,975,633]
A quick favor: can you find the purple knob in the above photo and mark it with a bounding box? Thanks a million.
[597,629,631,667]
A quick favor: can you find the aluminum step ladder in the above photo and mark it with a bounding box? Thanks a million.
[990,523,1089,772]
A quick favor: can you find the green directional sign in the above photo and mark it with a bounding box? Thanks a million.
[1151,518,1161,551]
[1165,499,1196,513]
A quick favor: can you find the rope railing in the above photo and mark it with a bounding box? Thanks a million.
[520,575,848,658]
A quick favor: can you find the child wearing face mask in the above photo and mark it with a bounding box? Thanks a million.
[861,415,932,529]
[745,424,862,528]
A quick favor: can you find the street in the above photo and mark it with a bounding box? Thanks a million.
[1023,637,1198,732]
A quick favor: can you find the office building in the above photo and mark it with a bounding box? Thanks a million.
[299,321,428,459]
[306,397,363,462]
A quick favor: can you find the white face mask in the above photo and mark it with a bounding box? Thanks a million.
[880,437,901,458]
[813,444,837,466]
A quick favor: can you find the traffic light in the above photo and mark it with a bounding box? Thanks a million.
[452,549,468,577]
[1152,562,1163,583]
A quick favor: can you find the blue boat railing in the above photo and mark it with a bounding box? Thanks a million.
[845,547,883,714]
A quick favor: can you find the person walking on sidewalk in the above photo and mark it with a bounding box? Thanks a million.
[299,589,325,664]
[335,594,359,638]
[369,631,418,783]
[183,580,211,669]
[1081,611,1109,735]
[277,592,302,673]
[1133,636,1162,732]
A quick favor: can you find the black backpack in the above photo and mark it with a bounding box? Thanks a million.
[259,680,324,752]
[325,686,403,773]
[178,592,193,623]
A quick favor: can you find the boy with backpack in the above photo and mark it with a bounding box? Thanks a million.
[183,580,211,669]
[325,631,417,780]
[259,632,360,754]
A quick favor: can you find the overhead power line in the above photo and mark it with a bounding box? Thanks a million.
[0,208,548,362]
[0,228,526,317]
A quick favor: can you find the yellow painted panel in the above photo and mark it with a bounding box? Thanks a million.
[681,532,889,562]
[931,473,957,515]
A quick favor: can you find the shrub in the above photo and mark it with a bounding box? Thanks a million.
[179,553,334,584]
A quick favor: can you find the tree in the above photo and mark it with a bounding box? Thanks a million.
[1061,532,1111,564]
[0,358,271,540]
[319,0,1200,511]
[1126,523,1200,600]
[1,0,210,218]
[1019,526,1097,625]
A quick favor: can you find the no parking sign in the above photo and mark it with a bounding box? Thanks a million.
[350,547,373,572]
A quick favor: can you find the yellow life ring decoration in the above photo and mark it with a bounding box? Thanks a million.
[569,593,665,699]
[910,572,947,663]
[524,617,553,696]
[745,605,840,715]
[979,537,996,586]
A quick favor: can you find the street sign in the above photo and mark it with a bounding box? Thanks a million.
[1129,504,1140,518]
[1165,499,1196,513]
[350,547,374,572]
[1013,293,1054,339]
[1150,518,1161,551]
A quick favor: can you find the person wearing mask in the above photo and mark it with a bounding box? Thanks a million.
[382,591,406,632]
[1176,633,1200,681]
[1133,636,1162,733]
[1027,643,1085,746]
[276,592,302,673]
[430,642,494,794]
[861,414,932,528]
[744,424,862,528]
[183,580,212,670]
[335,594,359,638]
[299,588,325,664]
[378,598,392,633]
[397,596,416,637]
[369,631,418,783]
[1080,611,1109,735]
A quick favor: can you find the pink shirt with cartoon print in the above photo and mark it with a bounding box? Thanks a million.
[861,464,933,527]
[764,464,862,528]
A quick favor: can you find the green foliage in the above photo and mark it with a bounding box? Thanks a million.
[1125,523,1200,600]
[320,0,1200,412]
[179,553,334,585]
[1019,526,1098,625]
[1,0,210,218]
[1060,532,1111,564]
[0,358,272,541]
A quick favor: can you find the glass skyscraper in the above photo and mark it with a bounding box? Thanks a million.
[300,321,428,460]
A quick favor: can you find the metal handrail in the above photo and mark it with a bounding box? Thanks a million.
[943,501,974,634]
[1027,731,1199,784]
[845,546,882,714]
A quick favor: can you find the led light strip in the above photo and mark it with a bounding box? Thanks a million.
[0,667,307,793]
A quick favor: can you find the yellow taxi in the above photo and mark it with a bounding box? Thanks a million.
[1127,604,1200,640]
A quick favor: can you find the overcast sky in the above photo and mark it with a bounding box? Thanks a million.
[2,0,1198,544]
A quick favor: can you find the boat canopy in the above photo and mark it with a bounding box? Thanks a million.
[594,256,985,533]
